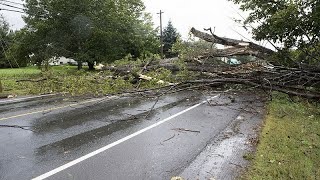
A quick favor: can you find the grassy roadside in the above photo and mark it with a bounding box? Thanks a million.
[0,66,81,95]
[0,66,41,95]
[245,93,320,179]
[0,63,183,96]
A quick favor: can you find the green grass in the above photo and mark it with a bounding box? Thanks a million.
[245,93,320,180]
[0,64,179,96]
[0,66,41,79]
[0,66,95,95]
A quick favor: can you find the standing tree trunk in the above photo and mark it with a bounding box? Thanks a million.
[0,80,3,93]
[77,40,83,70]
[88,61,95,70]
[77,61,83,70]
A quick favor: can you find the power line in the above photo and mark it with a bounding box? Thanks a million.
[0,0,24,6]
[0,2,25,11]
[229,27,253,43]
[2,34,20,68]
[0,7,24,13]
[0,39,13,68]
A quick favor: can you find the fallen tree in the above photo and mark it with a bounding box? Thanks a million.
[101,62,320,99]
[190,27,275,60]
[188,28,320,99]
[99,28,320,100]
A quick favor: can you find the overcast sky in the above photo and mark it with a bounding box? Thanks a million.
[143,0,251,40]
[1,0,264,45]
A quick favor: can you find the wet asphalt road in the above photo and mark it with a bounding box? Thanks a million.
[0,91,265,180]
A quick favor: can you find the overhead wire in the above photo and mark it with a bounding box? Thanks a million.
[229,27,253,43]
[0,39,13,68]
[1,34,20,68]
[0,0,24,6]
[0,7,24,13]
[0,30,18,68]
[0,2,25,11]
[228,4,304,67]
[6,29,21,68]
[0,0,25,13]
[229,5,281,51]
[0,1,25,67]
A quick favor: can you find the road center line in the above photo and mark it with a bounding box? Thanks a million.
[0,94,58,104]
[0,97,111,121]
[32,95,220,180]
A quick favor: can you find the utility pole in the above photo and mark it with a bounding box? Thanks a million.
[157,10,164,59]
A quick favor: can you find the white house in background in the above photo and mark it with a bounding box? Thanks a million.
[49,57,77,66]
[49,57,89,66]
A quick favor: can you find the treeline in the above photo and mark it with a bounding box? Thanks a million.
[0,0,180,69]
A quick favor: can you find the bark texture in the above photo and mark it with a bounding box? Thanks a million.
[190,27,275,59]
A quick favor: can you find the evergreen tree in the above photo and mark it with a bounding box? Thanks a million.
[163,21,179,58]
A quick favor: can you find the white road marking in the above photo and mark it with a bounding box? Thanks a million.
[0,94,58,104]
[32,95,220,180]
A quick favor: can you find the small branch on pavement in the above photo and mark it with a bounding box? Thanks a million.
[144,85,177,119]
[162,134,176,143]
[229,163,243,168]
[172,128,200,133]
[110,114,140,123]
[210,102,232,106]
[0,125,34,132]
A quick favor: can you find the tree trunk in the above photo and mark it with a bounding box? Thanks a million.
[77,61,82,70]
[190,27,275,59]
[203,47,269,59]
[88,62,95,70]
[0,80,3,93]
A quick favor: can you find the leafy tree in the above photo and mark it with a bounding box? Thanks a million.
[0,15,16,68]
[229,0,320,65]
[5,29,32,67]
[163,21,179,58]
[23,0,159,70]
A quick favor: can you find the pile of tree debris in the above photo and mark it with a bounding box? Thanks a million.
[102,28,320,100]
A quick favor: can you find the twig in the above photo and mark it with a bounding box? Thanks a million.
[229,163,243,168]
[144,85,177,119]
[162,134,176,143]
[172,128,200,133]
[192,89,213,105]
[0,125,34,132]
[110,115,140,123]
[16,78,48,83]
